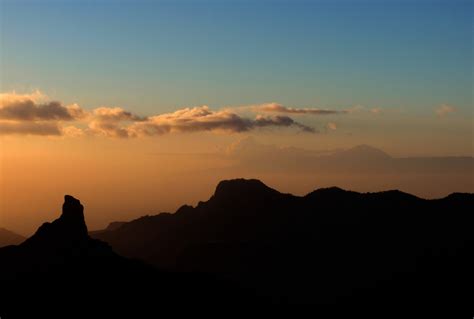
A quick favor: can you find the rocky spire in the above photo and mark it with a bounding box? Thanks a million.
[22,195,88,248]
[60,195,88,236]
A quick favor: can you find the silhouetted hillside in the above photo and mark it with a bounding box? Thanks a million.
[0,228,25,247]
[1,181,473,316]
[93,178,474,314]
[0,195,259,317]
[89,221,126,236]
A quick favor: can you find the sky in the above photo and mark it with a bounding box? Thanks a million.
[0,0,473,234]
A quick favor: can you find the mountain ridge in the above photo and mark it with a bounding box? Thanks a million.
[97,179,469,226]
[91,178,474,311]
[0,178,473,314]
[0,228,26,248]
[0,193,260,316]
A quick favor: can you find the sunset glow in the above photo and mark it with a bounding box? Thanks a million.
[1,0,472,235]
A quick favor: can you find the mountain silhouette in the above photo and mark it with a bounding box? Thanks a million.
[93,178,474,314]
[89,221,126,236]
[1,181,473,316]
[0,195,259,317]
[223,140,474,197]
[0,228,25,248]
[329,144,392,161]
[0,195,122,279]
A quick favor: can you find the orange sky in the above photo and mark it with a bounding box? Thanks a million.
[1,128,473,235]
[1,1,473,236]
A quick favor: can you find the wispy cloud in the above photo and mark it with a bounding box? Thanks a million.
[256,102,343,115]
[370,107,382,114]
[345,105,384,115]
[435,104,456,117]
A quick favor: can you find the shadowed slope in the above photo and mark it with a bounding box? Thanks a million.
[0,195,120,279]
[0,228,25,248]
[0,195,260,317]
[93,178,474,313]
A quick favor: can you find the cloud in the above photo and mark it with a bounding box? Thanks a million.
[257,103,343,115]
[0,92,88,136]
[0,93,86,121]
[92,107,144,122]
[0,90,48,104]
[66,103,88,119]
[129,106,316,136]
[254,114,316,132]
[326,122,337,131]
[435,104,456,117]
[0,92,316,137]
[345,105,402,116]
[345,105,383,114]
[370,107,382,114]
[0,121,62,136]
[88,107,145,138]
[345,105,365,114]
[62,125,85,138]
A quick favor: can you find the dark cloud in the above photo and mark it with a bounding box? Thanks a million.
[92,107,145,122]
[0,92,88,136]
[129,106,316,136]
[0,121,62,136]
[254,115,316,133]
[0,100,85,121]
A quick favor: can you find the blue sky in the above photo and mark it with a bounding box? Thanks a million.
[1,0,472,114]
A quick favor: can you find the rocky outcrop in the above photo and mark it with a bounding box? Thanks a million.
[22,195,89,249]
[0,195,118,279]
[0,193,260,316]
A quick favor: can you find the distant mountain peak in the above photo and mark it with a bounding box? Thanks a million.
[213,178,279,200]
[0,228,26,247]
[310,186,347,194]
[305,186,357,199]
[353,144,379,150]
[104,221,126,232]
[335,144,391,160]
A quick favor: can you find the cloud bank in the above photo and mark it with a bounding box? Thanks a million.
[128,106,315,137]
[0,92,316,137]
[0,92,87,136]
[0,92,86,121]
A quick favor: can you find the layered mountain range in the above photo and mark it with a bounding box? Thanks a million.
[0,194,256,317]
[0,228,25,248]
[1,179,473,316]
[92,179,474,310]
